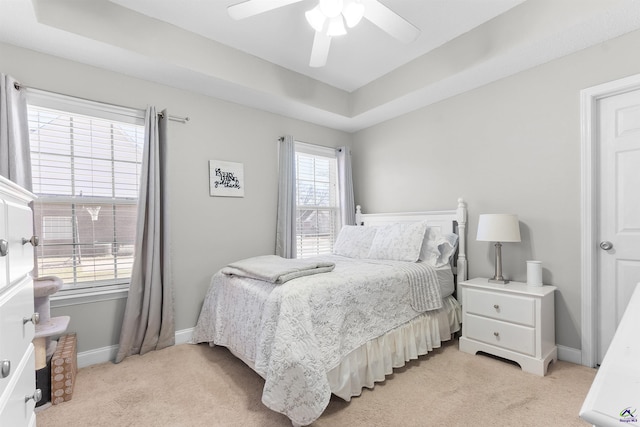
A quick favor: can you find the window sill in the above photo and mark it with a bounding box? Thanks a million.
[50,285,129,308]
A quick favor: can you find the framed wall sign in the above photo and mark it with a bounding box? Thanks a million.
[209,160,244,197]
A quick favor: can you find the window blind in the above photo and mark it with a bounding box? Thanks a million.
[27,101,144,291]
[295,143,339,259]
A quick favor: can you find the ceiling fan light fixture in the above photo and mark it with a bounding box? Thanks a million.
[318,0,344,18]
[342,1,364,28]
[326,15,347,36]
[305,6,327,33]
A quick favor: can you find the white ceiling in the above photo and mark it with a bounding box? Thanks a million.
[108,0,526,92]
[1,0,640,132]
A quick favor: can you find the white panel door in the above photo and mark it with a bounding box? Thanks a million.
[597,89,640,364]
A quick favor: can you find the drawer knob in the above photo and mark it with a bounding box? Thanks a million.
[493,304,500,310]
[493,332,500,337]
[0,239,7,257]
[25,389,42,404]
[0,360,9,378]
[22,235,39,247]
[23,312,40,325]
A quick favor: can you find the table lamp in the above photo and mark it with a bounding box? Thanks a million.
[477,214,521,284]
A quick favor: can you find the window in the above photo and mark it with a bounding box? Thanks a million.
[27,90,145,292]
[295,143,340,258]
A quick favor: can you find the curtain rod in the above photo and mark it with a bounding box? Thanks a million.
[157,111,189,124]
[278,136,344,152]
[13,81,189,124]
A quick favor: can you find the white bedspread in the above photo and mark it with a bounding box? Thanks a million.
[192,255,442,426]
[221,254,335,284]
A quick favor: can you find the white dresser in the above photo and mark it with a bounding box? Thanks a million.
[458,278,557,376]
[0,175,40,426]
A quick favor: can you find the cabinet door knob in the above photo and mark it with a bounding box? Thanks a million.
[25,389,42,403]
[0,239,7,257]
[0,360,10,378]
[22,236,40,246]
[22,235,39,247]
[493,332,500,337]
[493,304,500,310]
[23,312,40,325]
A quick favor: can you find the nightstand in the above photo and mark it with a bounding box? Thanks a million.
[458,278,557,376]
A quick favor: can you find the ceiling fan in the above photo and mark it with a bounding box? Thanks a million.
[227,0,420,67]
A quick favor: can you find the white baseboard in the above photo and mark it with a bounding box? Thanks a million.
[76,327,194,369]
[175,327,194,345]
[75,332,584,369]
[557,344,582,365]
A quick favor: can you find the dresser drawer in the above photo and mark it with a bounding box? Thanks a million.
[464,287,535,326]
[0,344,38,426]
[0,278,35,398]
[464,313,536,356]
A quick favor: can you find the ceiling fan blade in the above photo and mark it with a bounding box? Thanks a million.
[228,0,305,20]
[362,0,420,44]
[309,31,331,68]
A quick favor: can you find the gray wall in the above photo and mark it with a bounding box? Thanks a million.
[4,24,640,355]
[351,28,640,351]
[0,42,351,353]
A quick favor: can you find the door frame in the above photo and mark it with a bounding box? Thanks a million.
[580,73,640,367]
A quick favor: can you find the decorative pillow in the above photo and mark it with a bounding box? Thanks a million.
[420,227,444,266]
[420,228,459,267]
[437,233,459,267]
[333,225,378,259]
[367,221,428,262]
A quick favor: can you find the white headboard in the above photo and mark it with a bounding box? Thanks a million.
[355,198,467,281]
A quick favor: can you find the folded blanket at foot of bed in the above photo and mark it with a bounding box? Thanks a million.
[221,255,335,284]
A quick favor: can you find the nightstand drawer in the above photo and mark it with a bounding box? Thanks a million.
[465,288,535,326]
[464,313,536,356]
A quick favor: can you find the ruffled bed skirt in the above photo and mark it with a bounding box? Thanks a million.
[328,295,461,400]
[226,295,461,401]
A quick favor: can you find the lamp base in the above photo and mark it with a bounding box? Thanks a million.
[489,242,510,284]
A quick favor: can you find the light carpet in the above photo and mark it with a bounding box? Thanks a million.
[36,340,596,426]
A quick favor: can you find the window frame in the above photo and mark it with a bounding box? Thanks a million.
[26,89,145,300]
[294,142,341,259]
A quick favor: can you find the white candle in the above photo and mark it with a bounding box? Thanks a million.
[527,261,543,286]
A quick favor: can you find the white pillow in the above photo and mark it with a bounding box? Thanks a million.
[420,227,459,267]
[333,225,378,259]
[367,221,428,262]
[437,233,459,267]
[420,227,444,266]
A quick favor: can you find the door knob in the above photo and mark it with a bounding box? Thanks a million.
[0,239,7,257]
[600,241,613,251]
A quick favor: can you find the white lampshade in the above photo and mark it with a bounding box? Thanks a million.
[342,1,364,27]
[476,214,521,242]
[319,0,344,18]
[326,16,347,36]
[305,6,327,32]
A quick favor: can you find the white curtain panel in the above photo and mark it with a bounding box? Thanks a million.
[115,106,175,363]
[337,146,355,226]
[275,135,296,258]
[0,74,32,190]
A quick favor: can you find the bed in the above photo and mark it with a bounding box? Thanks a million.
[192,199,468,426]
